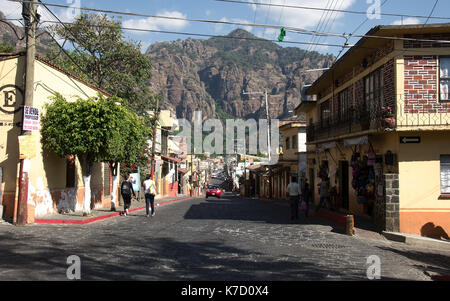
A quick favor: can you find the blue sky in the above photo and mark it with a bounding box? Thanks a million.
[1,0,450,56]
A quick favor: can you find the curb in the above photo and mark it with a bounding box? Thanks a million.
[382,231,450,251]
[35,196,196,225]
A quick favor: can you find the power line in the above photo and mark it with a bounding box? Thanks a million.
[215,0,450,21]
[311,0,342,53]
[8,1,450,46]
[307,0,333,52]
[425,0,439,25]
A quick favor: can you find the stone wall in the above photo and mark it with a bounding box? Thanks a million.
[384,173,400,232]
[374,173,400,232]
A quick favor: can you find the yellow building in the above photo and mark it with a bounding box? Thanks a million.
[296,24,450,238]
[0,54,118,224]
[270,120,307,199]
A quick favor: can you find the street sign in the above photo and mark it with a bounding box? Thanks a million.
[400,136,421,144]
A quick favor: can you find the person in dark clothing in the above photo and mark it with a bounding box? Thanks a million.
[301,179,312,218]
[120,175,136,216]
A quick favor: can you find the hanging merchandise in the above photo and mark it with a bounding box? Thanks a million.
[352,151,376,205]
[367,143,376,166]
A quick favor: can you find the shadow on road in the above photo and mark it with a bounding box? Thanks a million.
[0,232,412,281]
[184,195,346,235]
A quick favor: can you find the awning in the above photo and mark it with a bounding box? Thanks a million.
[343,136,369,147]
[319,142,336,152]
[161,155,182,163]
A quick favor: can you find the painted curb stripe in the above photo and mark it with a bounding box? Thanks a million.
[35,196,197,225]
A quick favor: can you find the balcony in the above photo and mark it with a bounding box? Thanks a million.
[307,98,450,143]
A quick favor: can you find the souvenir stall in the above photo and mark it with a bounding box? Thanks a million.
[349,143,383,217]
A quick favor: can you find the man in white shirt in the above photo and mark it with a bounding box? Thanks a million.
[143,175,157,217]
[287,176,301,220]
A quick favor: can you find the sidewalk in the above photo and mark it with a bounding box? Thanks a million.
[248,195,450,250]
[382,231,450,251]
[34,195,195,225]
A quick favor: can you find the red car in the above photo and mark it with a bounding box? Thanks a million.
[206,185,222,198]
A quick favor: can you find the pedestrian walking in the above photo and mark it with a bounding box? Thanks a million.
[316,177,332,213]
[120,175,136,216]
[287,176,301,220]
[301,179,312,218]
[143,175,157,217]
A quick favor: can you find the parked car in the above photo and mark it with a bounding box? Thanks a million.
[206,185,222,198]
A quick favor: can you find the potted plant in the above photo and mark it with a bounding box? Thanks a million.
[381,106,396,128]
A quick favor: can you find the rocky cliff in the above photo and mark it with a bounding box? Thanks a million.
[146,29,334,120]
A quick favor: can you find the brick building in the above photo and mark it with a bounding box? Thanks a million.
[296,24,450,238]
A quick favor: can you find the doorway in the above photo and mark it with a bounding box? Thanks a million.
[339,161,349,210]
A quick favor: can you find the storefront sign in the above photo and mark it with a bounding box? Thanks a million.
[23,106,40,131]
[0,85,23,114]
[400,136,421,144]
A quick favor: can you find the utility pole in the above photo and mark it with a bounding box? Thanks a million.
[15,1,38,226]
[150,97,160,182]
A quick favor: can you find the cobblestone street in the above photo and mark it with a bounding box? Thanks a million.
[0,193,449,281]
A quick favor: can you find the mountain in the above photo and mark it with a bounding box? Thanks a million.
[0,12,57,54]
[1,13,334,121]
[145,29,334,121]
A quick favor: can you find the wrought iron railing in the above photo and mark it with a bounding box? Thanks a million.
[306,95,450,143]
[307,104,390,142]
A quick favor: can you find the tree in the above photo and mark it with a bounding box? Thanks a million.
[41,93,148,215]
[102,102,150,209]
[0,42,14,53]
[47,13,160,118]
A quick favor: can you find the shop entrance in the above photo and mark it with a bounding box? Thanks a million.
[339,161,349,210]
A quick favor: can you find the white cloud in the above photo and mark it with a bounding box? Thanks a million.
[214,17,253,34]
[0,0,80,27]
[391,17,421,26]
[123,11,189,34]
[0,0,23,25]
[252,0,356,30]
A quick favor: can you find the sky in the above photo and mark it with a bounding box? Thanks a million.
[1,0,450,57]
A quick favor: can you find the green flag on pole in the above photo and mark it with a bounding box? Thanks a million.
[278,27,286,42]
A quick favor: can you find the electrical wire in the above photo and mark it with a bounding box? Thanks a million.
[425,0,439,25]
[310,0,341,53]
[307,0,333,52]
[8,0,450,47]
[215,0,450,21]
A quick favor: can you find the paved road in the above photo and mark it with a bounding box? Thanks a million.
[0,192,449,281]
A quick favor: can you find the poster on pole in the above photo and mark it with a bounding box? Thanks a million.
[130,168,141,192]
[22,106,39,131]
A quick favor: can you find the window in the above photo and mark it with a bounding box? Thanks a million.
[441,155,450,194]
[320,100,331,127]
[338,88,351,121]
[285,137,290,150]
[66,156,76,188]
[364,67,384,110]
[292,135,298,151]
[440,57,450,101]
